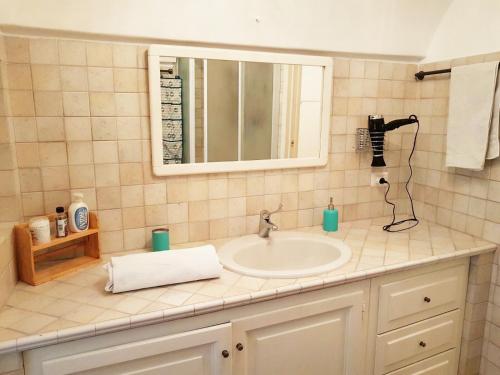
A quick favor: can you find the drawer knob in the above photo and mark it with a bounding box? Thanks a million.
[236,343,244,351]
[222,350,230,358]
[419,341,427,347]
[424,296,431,303]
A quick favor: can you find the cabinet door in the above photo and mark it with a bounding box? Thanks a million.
[24,323,232,375]
[232,288,366,375]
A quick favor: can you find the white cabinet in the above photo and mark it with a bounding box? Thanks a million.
[232,287,366,375]
[24,323,232,375]
[367,258,468,375]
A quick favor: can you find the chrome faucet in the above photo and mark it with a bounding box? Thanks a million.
[258,203,283,238]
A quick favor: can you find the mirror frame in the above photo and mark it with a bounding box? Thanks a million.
[148,44,333,176]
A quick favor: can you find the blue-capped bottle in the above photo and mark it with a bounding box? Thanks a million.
[323,197,338,232]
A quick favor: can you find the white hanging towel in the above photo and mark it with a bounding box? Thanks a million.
[446,61,500,170]
[104,245,222,293]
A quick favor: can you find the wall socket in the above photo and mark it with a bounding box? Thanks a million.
[370,171,389,186]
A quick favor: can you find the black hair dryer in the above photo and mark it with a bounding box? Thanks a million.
[368,114,418,167]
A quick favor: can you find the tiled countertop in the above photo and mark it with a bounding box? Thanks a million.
[0,217,496,354]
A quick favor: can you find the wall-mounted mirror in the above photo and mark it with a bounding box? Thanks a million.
[149,45,332,175]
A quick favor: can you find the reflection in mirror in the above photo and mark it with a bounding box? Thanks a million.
[159,58,323,165]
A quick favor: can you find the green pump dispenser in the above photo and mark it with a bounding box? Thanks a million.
[322,197,338,232]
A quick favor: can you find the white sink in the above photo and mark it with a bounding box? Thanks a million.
[218,231,352,279]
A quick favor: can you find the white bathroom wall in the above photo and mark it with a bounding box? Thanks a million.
[0,0,451,59]
[424,0,500,62]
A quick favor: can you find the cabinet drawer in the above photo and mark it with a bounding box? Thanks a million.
[374,310,461,375]
[378,264,467,332]
[385,349,457,375]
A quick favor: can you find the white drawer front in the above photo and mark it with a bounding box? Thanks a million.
[374,310,460,375]
[385,349,457,375]
[378,264,467,332]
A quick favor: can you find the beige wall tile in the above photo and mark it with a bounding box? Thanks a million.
[34,91,63,116]
[39,142,67,166]
[36,117,65,141]
[97,186,122,209]
[116,117,141,140]
[9,90,35,116]
[16,142,39,168]
[86,42,113,67]
[69,164,95,188]
[119,163,143,185]
[144,183,166,205]
[189,200,209,222]
[89,92,115,116]
[123,228,146,250]
[122,206,145,229]
[5,37,30,63]
[167,202,188,224]
[114,68,138,92]
[60,66,88,91]
[121,185,144,207]
[115,93,140,116]
[91,117,117,140]
[6,63,32,90]
[93,141,118,164]
[58,40,86,66]
[22,192,44,216]
[29,39,59,65]
[64,117,91,140]
[62,92,90,116]
[31,65,60,91]
[12,117,37,142]
[88,67,114,92]
[112,45,137,68]
[41,166,70,190]
[67,141,93,165]
[94,163,120,187]
[98,208,123,231]
[189,221,209,242]
[145,204,167,226]
[166,178,188,202]
[118,140,142,162]
[19,168,42,192]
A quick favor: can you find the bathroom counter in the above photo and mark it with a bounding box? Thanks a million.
[0,217,496,354]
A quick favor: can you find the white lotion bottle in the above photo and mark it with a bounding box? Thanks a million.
[68,193,89,232]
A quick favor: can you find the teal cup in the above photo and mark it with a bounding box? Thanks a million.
[152,228,170,251]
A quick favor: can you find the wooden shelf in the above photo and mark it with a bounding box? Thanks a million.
[32,228,99,253]
[15,212,100,285]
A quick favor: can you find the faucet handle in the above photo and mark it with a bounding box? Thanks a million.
[269,203,283,215]
[260,203,283,219]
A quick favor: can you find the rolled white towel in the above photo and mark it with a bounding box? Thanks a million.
[104,245,222,293]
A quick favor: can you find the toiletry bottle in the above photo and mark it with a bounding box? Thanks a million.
[323,197,338,232]
[68,193,89,233]
[55,206,68,238]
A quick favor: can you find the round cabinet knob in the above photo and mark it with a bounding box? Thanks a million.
[236,343,244,351]
[419,341,427,347]
[222,350,230,358]
[424,296,431,303]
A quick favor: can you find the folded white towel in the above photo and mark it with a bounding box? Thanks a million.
[104,245,222,293]
[446,61,500,170]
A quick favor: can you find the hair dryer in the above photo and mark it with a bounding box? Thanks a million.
[368,114,418,167]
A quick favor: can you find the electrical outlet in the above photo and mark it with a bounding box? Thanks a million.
[370,171,389,186]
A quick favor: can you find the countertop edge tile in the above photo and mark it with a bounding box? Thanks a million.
[130,311,164,328]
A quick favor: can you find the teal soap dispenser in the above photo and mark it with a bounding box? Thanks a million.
[323,197,338,232]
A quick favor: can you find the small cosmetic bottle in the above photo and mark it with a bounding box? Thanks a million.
[56,206,68,238]
[322,197,338,232]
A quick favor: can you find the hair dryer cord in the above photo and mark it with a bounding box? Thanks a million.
[380,116,420,232]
